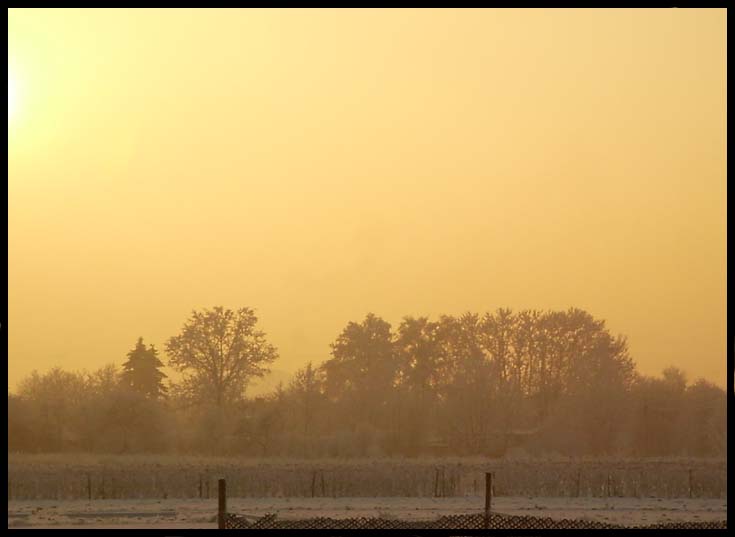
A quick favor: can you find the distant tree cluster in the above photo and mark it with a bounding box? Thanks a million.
[7,307,726,458]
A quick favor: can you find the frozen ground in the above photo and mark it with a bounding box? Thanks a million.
[7,496,727,529]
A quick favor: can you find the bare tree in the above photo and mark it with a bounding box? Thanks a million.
[166,307,278,409]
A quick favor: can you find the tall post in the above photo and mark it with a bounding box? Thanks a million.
[640,470,645,498]
[688,469,693,499]
[218,478,227,530]
[484,472,493,528]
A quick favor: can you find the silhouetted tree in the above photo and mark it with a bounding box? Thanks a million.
[395,316,442,395]
[166,307,278,409]
[435,313,496,454]
[8,394,36,452]
[391,317,442,454]
[16,368,88,451]
[630,367,688,456]
[322,313,397,430]
[234,386,287,456]
[680,378,726,456]
[287,362,324,436]
[121,337,167,399]
[8,308,725,458]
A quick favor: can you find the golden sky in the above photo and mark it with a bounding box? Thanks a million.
[8,8,726,389]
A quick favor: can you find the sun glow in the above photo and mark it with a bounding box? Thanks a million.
[8,69,17,121]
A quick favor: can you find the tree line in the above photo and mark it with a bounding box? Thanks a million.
[8,306,726,457]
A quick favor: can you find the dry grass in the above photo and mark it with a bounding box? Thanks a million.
[7,454,726,500]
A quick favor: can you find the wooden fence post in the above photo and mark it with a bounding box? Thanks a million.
[484,472,493,528]
[218,479,227,529]
[640,470,645,498]
[311,470,317,498]
[87,474,92,501]
[688,469,693,499]
[199,475,203,499]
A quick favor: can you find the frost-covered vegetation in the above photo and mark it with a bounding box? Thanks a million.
[7,455,727,500]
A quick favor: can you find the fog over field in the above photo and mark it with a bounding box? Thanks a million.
[7,7,726,531]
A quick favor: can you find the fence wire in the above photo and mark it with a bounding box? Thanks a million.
[224,512,727,530]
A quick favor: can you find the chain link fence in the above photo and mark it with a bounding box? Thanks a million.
[224,512,726,530]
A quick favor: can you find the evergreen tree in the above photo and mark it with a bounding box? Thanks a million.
[121,337,167,398]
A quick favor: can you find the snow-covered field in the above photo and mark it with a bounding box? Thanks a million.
[8,455,727,528]
[8,496,727,529]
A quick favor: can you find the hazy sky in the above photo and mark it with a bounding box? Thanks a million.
[8,8,726,389]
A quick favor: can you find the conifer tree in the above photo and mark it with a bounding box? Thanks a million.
[121,337,167,398]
